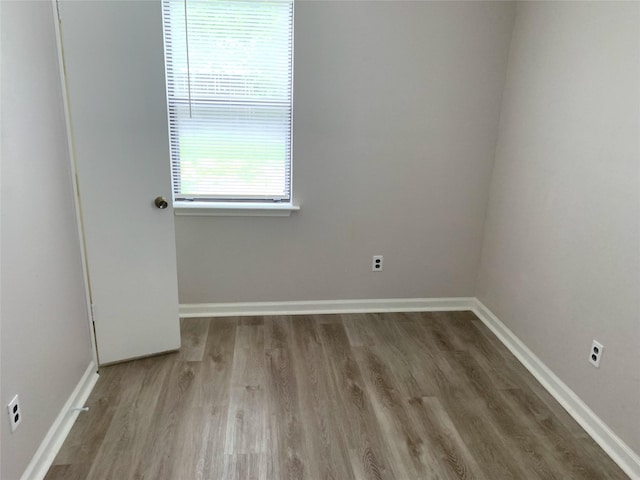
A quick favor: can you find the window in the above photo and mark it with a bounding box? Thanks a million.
[161,0,294,208]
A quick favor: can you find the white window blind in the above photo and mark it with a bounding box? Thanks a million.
[161,0,293,202]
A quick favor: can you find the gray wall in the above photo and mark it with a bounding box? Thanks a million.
[175,1,516,304]
[0,2,94,479]
[477,1,640,453]
[3,1,637,477]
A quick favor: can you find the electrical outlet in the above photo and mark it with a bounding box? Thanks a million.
[7,395,22,433]
[589,340,603,368]
[372,255,383,271]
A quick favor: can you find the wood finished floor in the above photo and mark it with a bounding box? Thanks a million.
[45,312,628,480]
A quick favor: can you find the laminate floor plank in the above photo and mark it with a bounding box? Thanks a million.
[290,316,355,480]
[342,312,378,347]
[406,396,487,480]
[318,322,397,480]
[453,351,563,479]
[417,312,467,352]
[396,318,471,398]
[223,453,263,480]
[43,464,77,480]
[437,392,532,479]
[354,345,443,479]
[178,317,210,362]
[169,405,213,480]
[225,323,266,456]
[50,362,129,467]
[131,360,199,480]
[239,316,265,326]
[501,386,628,480]
[199,317,238,480]
[83,356,170,480]
[430,312,518,390]
[358,316,430,399]
[201,404,232,480]
[314,313,343,324]
[45,312,629,480]
[469,317,595,438]
[194,317,237,408]
[264,316,312,480]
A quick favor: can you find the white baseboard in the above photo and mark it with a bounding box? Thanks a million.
[20,362,99,480]
[179,297,476,318]
[472,300,640,480]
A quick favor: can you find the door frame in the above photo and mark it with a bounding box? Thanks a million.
[51,0,100,369]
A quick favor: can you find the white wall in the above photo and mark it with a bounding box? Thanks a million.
[477,1,640,454]
[175,1,516,304]
[0,2,94,479]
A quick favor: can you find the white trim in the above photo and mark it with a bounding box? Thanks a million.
[20,362,99,480]
[51,0,100,367]
[179,297,475,318]
[472,299,640,480]
[173,201,300,217]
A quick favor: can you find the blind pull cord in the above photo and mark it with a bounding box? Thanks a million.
[184,0,192,118]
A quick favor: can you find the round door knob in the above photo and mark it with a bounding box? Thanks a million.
[154,196,168,209]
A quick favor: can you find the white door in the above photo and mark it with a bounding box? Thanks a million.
[58,0,181,364]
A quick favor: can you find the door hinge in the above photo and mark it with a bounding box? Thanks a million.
[90,303,96,324]
[55,0,62,22]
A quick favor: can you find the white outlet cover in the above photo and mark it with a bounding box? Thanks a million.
[372,255,384,271]
[7,394,22,433]
[589,340,603,368]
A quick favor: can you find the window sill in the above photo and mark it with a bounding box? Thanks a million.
[173,202,300,217]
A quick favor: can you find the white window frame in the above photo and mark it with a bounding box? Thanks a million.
[161,0,299,216]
